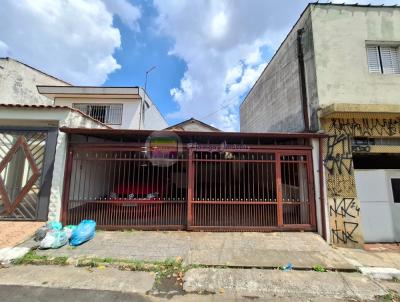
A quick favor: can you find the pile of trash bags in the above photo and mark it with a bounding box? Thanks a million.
[35,220,96,249]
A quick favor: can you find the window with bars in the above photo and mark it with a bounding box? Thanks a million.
[367,45,400,75]
[73,103,123,125]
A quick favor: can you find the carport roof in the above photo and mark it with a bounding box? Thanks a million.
[60,127,326,139]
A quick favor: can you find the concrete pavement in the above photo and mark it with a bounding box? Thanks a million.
[0,285,360,302]
[183,268,388,300]
[0,265,155,294]
[0,264,396,301]
[32,231,355,270]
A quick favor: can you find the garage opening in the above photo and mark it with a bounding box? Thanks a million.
[354,152,400,242]
[62,129,318,232]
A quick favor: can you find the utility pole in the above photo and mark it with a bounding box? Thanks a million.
[139,66,156,129]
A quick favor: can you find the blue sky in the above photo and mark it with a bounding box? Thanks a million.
[104,0,187,121]
[0,0,398,130]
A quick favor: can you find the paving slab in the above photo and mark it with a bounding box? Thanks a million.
[337,247,400,270]
[183,268,387,300]
[360,267,400,280]
[0,265,155,293]
[35,231,354,270]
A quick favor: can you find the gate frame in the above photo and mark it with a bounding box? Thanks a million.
[186,146,317,232]
[61,143,317,232]
[0,126,58,221]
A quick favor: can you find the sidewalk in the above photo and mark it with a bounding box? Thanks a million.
[0,264,396,301]
[0,221,43,248]
[29,231,355,270]
[337,246,400,270]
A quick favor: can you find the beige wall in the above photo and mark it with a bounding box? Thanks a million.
[312,5,400,107]
[0,58,69,105]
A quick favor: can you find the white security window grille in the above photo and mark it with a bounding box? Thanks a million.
[366,45,400,74]
[73,104,123,125]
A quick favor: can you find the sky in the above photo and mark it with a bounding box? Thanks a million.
[0,0,398,131]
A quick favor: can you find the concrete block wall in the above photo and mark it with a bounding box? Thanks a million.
[240,8,316,133]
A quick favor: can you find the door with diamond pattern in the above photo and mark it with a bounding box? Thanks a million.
[0,128,57,221]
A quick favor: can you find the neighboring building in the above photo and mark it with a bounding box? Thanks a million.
[164,118,221,132]
[241,3,400,247]
[0,57,70,105]
[0,58,167,224]
[38,86,167,130]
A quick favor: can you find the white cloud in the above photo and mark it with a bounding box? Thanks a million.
[0,0,140,85]
[154,0,308,131]
[154,0,398,131]
[103,0,141,32]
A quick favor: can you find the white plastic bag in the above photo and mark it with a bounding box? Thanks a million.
[39,230,68,249]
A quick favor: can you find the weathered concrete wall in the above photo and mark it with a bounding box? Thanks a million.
[240,7,318,132]
[0,58,69,105]
[311,5,400,108]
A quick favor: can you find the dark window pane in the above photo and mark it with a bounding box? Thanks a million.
[391,178,400,203]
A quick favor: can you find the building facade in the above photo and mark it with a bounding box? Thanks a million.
[0,58,167,224]
[38,86,167,130]
[241,3,400,247]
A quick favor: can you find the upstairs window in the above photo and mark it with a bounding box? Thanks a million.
[73,103,123,125]
[367,45,400,75]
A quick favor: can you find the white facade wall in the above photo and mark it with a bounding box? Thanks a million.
[54,89,168,130]
[54,97,141,129]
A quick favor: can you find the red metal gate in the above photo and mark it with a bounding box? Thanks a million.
[187,148,316,231]
[62,145,316,231]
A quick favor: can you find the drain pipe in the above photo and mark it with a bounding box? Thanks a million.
[297,28,310,132]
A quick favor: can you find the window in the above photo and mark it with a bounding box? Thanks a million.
[367,45,400,74]
[73,103,123,125]
[391,178,400,203]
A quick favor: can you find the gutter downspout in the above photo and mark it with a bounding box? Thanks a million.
[297,28,310,132]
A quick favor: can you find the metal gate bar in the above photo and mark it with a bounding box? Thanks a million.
[62,145,316,231]
[188,148,315,231]
[63,147,188,229]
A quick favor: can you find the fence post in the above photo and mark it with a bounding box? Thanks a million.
[60,143,73,225]
[275,152,283,227]
[187,148,194,229]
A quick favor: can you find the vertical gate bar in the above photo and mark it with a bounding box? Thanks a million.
[61,145,73,225]
[275,152,283,227]
[187,148,194,229]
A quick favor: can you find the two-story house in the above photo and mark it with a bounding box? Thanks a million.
[241,3,400,247]
[37,86,167,130]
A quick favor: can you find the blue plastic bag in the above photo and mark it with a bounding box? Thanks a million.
[69,220,96,246]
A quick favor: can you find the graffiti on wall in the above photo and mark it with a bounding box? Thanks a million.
[323,116,400,247]
[329,197,360,244]
[328,117,400,137]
